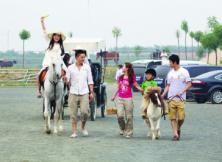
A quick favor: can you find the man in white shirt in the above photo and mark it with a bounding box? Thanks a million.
[162,54,192,141]
[67,49,94,138]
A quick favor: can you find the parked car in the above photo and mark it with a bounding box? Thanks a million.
[132,59,162,69]
[154,65,222,93]
[132,64,147,91]
[190,70,222,104]
[132,59,206,68]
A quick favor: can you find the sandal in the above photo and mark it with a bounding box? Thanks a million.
[172,135,179,141]
[177,130,181,138]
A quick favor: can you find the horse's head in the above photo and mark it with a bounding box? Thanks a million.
[149,91,162,107]
[48,59,63,81]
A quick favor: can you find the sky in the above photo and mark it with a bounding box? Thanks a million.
[0,0,222,51]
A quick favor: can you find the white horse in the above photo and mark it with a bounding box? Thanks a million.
[146,90,162,140]
[43,59,65,134]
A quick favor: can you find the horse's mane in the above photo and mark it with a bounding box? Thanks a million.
[148,90,165,109]
[149,91,159,106]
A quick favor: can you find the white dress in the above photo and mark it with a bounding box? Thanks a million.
[40,32,68,72]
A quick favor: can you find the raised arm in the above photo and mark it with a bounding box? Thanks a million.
[40,17,47,33]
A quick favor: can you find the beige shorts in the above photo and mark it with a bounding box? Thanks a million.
[168,100,185,120]
[68,93,89,123]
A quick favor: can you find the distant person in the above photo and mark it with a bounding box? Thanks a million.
[36,16,68,98]
[112,62,143,138]
[115,64,123,81]
[161,54,192,141]
[160,50,168,60]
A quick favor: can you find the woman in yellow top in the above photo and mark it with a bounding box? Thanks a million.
[36,16,68,97]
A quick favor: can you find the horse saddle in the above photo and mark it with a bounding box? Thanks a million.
[39,68,66,86]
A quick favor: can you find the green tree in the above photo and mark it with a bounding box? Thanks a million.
[200,32,220,65]
[181,20,189,60]
[212,24,222,65]
[196,46,205,59]
[19,29,31,68]
[134,45,143,58]
[194,31,203,48]
[112,27,122,51]
[207,16,219,31]
[189,31,195,59]
[162,46,171,54]
[176,30,180,55]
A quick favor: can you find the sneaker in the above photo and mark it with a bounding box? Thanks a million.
[82,129,89,136]
[70,133,78,138]
[125,134,132,138]
[172,135,179,141]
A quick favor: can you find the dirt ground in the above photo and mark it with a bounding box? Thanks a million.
[0,86,222,162]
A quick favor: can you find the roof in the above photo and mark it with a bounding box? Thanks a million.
[63,38,106,54]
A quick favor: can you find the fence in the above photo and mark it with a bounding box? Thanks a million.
[0,69,38,86]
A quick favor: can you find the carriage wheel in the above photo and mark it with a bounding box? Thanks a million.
[101,91,107,118]
[90,97,97,121]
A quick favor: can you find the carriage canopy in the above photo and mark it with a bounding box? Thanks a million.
[64,38,106,56]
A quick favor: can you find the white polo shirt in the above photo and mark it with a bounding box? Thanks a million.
[67,63,94,95]
[167,67,191,100]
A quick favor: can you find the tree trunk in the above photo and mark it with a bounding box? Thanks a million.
[22,40,25,68]
[177,38,180,56]
[215,49,218,66]
[191,38,193,60]
[185,33,187,60]
[115,36,118,51]
[207,51,210,64]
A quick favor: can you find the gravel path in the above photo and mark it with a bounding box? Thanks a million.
[0,86,221,162]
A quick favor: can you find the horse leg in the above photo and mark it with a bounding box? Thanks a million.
[58,98,64,132]
[53,106,59,134]
[148,118,155,140]
[104,59,107,66]
[156,118,161,139]
[44,98,51,134]
[144,118,151,137]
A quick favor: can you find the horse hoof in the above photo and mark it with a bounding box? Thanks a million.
[46,130,51,134]
[53,130,58,134]
[59,126,64,132]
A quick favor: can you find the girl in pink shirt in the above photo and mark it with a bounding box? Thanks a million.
[112,62,143,138]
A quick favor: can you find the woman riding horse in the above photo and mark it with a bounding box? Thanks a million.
[37,16,68,97]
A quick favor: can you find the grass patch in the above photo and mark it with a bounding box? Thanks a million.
[103,66,117,83]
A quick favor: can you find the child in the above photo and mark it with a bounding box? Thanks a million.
[140,68,160,119]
